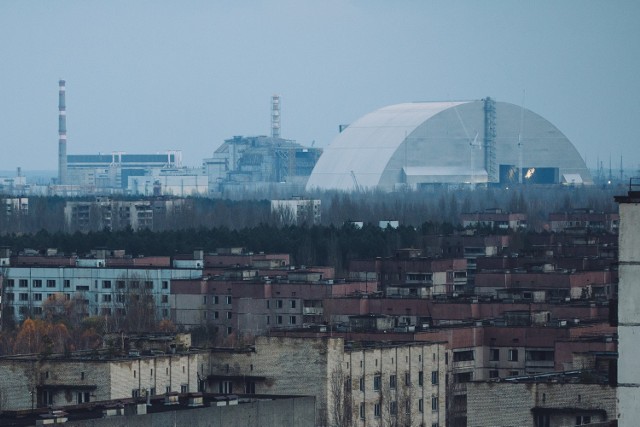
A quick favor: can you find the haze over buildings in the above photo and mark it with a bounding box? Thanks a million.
[1,2,639,173]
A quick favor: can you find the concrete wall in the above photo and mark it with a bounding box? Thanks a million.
[63,396,316,427]
[467,382,616,427]
[0,353,201,410]
[204,336,446,427]
[617,200,640,426]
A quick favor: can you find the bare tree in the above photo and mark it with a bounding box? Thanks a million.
[329,367,354,427]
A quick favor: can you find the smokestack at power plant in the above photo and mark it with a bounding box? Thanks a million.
[271,94,281,139]
[58,79,67,185]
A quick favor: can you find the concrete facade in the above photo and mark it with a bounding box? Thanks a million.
[3,254,202,323]
[61,396,316,427]
[615,188,640,426]
[467,382,616,427]
[0,352,201,411]
[203,336,447,427]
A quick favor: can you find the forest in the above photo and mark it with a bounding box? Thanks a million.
[0,184,623,356]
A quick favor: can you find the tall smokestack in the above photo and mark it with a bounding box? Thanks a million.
[271,94,281,139]
[58,79,67,185]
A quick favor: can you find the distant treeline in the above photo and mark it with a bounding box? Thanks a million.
[0,184,621,235]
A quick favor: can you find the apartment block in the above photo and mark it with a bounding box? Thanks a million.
[2,251,203,322]
[0,351,201,411]
[203,336,447,427]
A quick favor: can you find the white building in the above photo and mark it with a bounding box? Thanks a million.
[615,183,640,427]
[2,254,203,323]
[271,197,321,225]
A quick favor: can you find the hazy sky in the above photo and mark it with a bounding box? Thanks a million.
[1,1,639,172]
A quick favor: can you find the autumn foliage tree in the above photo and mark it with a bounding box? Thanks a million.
[12,318,71,355]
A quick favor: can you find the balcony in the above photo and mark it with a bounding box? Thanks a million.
[303,307,323,315]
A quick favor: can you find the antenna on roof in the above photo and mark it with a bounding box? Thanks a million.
[518,90,525,184]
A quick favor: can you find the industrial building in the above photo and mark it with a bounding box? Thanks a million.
[54,85,320,196]
[203,135,322,195]
[55,80,187,192]
[306,98,593,192]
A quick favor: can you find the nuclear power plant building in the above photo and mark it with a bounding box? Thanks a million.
[306,98,593,192]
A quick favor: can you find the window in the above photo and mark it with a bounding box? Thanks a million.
[102,294,112,302]
[226,311,232,320]
[33,293,42,301]
[290,300,296,309]
[489,370,499,379]
[373,374,381,391]
[226,326,232,335]
[454,372,473,383]
[161,295,169,303]
[213,295,219,304]
[162,281,168,289]
[33,279,42,288]
[6,279,14,287]
[102,280,111,289]
[431,371,438,385]
[145,281,153,289]
[418,398,424,413]
[116,280,125,289]
[405,372,411,386]
[266,300,270,309]
[78,392,90,403]
[359,403,365,419]
[81,372,85,380]
[116,294,125,303]
[390,401,397,415]
[33,307,42,315]
[5,293,14,301]
[490,348,500,361]
[63,279,71,288]
[418,371,424,386]
[508,349,519,362]
[225,296,232,305]
[359,377,365,391]
[219,381,232,394]
[431,396,438,411]
[509,370,520,376]
[266,316,270,325]
[534,414,550,427]
[289,316,297,325]
[130,281,139,289]
[453,350,475,362]
[46,280,56,288]
[245,381,256,394]
[374,403,381,418]
[19,279,27,287]
[132,389,139,398]
[390,374,396,389]
[181,384,188,393]
[19,293,28,301]
[576,415,592,425]
[214,311,219,319]
[276,299,283,308]
[277,315,283,324]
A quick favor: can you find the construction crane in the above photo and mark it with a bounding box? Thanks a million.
[518,90,526,184]
[454,104,480,184]
[350,170,362,192]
